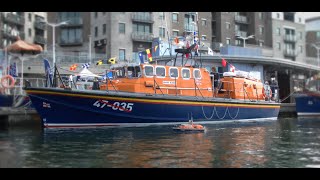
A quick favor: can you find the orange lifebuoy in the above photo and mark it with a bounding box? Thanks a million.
[1,75,15,89]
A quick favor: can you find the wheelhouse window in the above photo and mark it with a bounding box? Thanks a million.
[144,66,154,77]
[182,68,190,79]
[127,66,141,78]
[156,66,166,78]
[193,69,201,79]
[169,68,179,78]
[114,67,126,78]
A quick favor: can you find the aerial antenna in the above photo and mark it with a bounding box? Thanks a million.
[165,12,172,59]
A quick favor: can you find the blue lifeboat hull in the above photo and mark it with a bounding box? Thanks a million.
[25,87,280,128]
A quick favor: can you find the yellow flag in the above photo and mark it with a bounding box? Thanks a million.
[108,57,116,64]
[96,60,103,65]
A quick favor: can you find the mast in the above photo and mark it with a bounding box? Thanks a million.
[165,12,172,58]
[195,12,203,68]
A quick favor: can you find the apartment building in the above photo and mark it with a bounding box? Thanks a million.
[0,12,47,49]
[47,12,91,55]
[211,12,272,50]
[271,12,305,63]
[305,16,320,58]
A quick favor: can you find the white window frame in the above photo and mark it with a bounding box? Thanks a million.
[181,68,191,80]
[226,38,231,45]
[193,69,201,79]
[144,65,154,78]
[155,66,166,78]
[226,22,231,30]
[169,67,179,79]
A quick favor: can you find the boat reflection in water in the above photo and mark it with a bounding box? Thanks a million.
[38,122,271,168]
[2,118,320,168]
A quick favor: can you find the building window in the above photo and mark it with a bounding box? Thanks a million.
[299,32,303,40]
[226,38,230,45]
[202,19,207,26]
[299,45,303,53]
[259,26,264,35]
[277,13,280,18]
[226,22,231,30]
[173,30,179,37]
[103,24,106,35]
[276,42,281,50]
[60,28,82,44]
[94,12,98,18]
[258,12,263,20]
[119,49,125,61]
[201,35,207,41]
[259,41,263,47]
[28,28,32,37]
[28,13,32,22]
[133,23,151,33]
[159,12,165,20]
[119,23,125,34]
[59,12,80,24]
[95,26,98,37]
[235,24,240,31]
[276,27,281,35]
[317,31,320,39]
[159,27,165,38]
[299,17,301,23]
[172,13,178,23]
[235,39,241,46]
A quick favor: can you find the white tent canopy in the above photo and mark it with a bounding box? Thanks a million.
[76,68,100,78]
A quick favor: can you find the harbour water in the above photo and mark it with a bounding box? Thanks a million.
[1,117,320,168]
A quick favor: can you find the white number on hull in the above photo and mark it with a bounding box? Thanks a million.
[92,100,134,112]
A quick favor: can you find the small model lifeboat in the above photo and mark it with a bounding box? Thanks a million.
[173,120,205,132]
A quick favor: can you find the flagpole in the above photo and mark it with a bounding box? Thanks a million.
[165,12,172,58]
[196,12,203,68]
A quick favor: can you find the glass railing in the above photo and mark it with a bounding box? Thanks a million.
[132,13,154,23]
[2,13,24,25]
[235,15,248,23]
[284,35,297,42]
[131,32,154,42]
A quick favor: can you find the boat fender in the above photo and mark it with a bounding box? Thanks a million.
[1,75,15,89]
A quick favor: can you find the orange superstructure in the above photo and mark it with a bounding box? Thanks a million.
[100,63,269,102]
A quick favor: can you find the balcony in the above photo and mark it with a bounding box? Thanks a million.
[34,35,46,45]
[235,31,247,37]
[34,21,46,30]
[2,13,24,26]
[284,34,297,42]
[59,38,83,46]
[60,17,83,27]
[184,23,197,32]
[211,42,223,52]
[235,15,248,24]
[132,13,154,23]
[131,32,154,42]
[2,29,25,40]
[284,49,297,57]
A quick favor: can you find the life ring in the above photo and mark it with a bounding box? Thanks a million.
[1,75,15,89]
